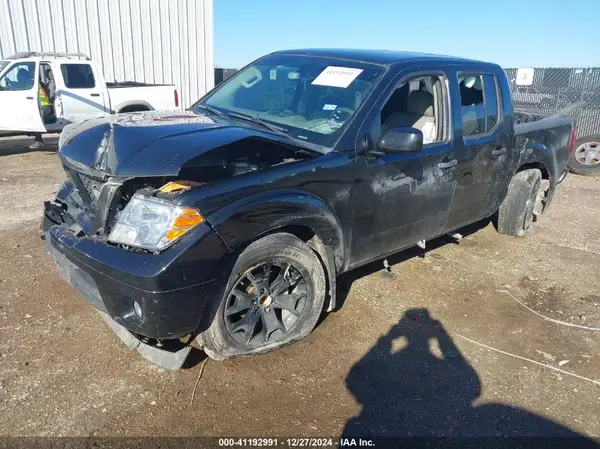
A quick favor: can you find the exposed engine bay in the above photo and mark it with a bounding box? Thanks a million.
[49,137,314,251]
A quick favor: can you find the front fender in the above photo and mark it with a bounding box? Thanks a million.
[206,189,346,270]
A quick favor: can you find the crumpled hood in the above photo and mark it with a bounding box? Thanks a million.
[58,110,266,177]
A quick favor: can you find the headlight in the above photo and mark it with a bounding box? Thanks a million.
[108,194,204,252]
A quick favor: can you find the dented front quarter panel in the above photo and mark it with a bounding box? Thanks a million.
[174,151,355,271]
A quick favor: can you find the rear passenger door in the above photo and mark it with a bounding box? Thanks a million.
[444,71,510,231]
[57,62,108,123]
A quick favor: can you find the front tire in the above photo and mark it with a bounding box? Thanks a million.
[198,233,326,361]
[496,169,542,237]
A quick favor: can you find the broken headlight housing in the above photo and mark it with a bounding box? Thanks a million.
[108,194,203,252]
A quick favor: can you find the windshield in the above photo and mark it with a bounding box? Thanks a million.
[0,61,9,74]
[196,54,385,148]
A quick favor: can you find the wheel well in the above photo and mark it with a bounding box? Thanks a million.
[517,162,549,180]
[117,104,151,113]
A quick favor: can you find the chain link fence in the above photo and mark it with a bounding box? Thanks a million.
[504,67,600,138]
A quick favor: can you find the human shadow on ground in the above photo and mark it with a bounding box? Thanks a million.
[342,308,598,447]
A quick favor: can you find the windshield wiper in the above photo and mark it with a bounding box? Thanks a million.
[226,111,289,135]
[195,104,227,118]
[196,105,289,136]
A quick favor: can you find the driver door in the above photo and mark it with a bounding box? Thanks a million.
[349,71,457,267]
[0,61,46,132]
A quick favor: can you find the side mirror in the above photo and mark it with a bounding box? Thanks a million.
[377,127,423,153]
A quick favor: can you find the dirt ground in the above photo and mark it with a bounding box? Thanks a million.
[0,135,599,439]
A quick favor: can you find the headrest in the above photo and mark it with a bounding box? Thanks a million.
[17,68,31,82]
[407,90,434,117]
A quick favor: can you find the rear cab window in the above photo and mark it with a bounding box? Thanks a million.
[458,73,501,138]
[60,63,96,88]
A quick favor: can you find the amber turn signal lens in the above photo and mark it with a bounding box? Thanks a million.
[165,208,204,242]
[173,214,203,228]
[166,229,188,241]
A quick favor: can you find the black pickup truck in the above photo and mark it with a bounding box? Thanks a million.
[42,49,575,369]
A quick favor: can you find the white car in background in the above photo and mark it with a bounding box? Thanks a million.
[0,52,179,134]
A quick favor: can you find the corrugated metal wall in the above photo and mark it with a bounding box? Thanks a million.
[0,0,214,108]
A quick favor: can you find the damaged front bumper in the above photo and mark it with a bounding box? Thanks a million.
[41,208,229,369]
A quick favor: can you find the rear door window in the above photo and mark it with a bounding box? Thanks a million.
[458,74,501,137]
[483,75,500,130]
[61,63,96,88]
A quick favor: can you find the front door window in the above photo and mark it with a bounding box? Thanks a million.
[0,62,36,91]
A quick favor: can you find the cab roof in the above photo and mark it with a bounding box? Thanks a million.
[5,52,90,61]
[274,48,490,67]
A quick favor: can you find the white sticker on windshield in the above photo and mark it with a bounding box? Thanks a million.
[312,66,363,88]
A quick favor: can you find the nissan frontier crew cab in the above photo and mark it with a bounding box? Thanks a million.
[42,49,575,370]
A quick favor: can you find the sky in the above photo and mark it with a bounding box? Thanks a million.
[214,0,600,69]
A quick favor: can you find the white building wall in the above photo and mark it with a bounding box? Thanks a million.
[0,0,214,108]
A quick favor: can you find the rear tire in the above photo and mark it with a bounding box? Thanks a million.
[198,233,326,361]
[496,169,542,237]
[568,135,600,176]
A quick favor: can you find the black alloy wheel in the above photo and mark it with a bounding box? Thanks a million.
[224,261,308,346]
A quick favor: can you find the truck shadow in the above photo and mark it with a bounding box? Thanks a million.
[343,308,598,442]
[0,135,59,156]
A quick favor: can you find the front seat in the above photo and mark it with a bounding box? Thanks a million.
[16,68,34,89]
[382,90,436,144]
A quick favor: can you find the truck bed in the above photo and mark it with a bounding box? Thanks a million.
[107,83,178,113]
[514,116,573,183]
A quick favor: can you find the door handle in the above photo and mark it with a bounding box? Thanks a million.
[492,147,507,156]
[438,160,458,169]
[26,96,34,100]
[90,93,100,97]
